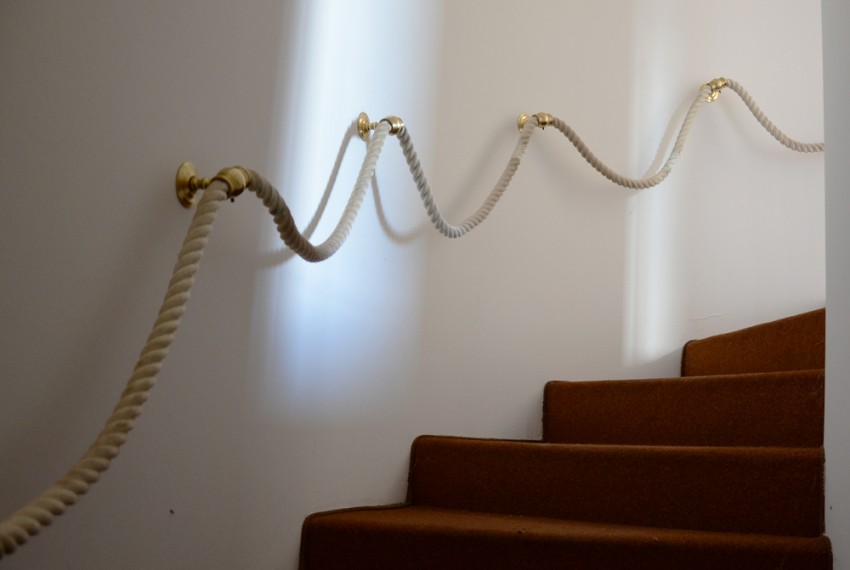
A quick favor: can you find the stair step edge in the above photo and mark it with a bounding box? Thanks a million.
[408,436,824,537]
[301,505,832,570]
[543,369,824,447]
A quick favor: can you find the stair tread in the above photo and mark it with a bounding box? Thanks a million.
[300,310,832,568]
[544,369,824,446]
[306,504,829,547]
[415,434,826,454]
[302,505,832,570]
[408,436,824,537]
[681,308,824,376]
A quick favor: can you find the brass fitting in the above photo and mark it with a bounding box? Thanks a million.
[704,77,729,102]
[517,112,555,131]
[175,162,253,208]
[357,112,405,141]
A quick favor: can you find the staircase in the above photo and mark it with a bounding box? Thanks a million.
[299,309,831,569]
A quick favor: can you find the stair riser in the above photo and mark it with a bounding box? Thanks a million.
[409,436,824,537]
[301,309,831,568]
[681,308,825,376]
[301,508,832,570]
[544,370,824,447]
[303,533,831,570]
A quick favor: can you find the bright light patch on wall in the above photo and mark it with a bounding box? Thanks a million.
[622,1,688,368]
[248,0,441,422]
[622,0,825,369]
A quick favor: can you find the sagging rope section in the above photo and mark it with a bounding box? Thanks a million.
[0,77,824,558]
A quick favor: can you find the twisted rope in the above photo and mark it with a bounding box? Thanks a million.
[549,86,711,189]
[250,122,390,261]
[392,79,821,238]
[0,122,392,557]
[396,118,538,238]
[0,182,228,558]
[725,78,824,153]
[0,78,823,559]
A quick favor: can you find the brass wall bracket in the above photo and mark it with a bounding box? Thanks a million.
[517,112,555,131]
[357,112,405,141]
[705,77,729,102]
[175,162,253,208]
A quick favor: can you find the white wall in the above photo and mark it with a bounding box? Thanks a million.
[0,1,824,568]
[823,0,850,566]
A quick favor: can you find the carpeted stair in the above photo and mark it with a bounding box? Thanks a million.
[300,308,831,569]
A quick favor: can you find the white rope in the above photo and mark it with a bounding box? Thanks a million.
[391,79,821,239]
[250,122,390,261]
[549,86,712,189]
[0,182,228,558]
[396,118,538,238]
[0,78,824,559]
[0,122,391,558]
[724,78,824,153]
[394,80,709,235]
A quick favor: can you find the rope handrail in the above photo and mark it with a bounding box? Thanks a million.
[0,77,824,558]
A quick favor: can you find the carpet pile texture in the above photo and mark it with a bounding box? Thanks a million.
[300,308,830,569]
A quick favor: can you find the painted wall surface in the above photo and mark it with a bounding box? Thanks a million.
[823,0,850,566]
[0,1,824,568]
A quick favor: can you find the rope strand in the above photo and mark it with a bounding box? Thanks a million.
[0,183,228,557]
[549,86,711,189]
[250,122,391,261]
[724,79,824,153]
[396,118,538,238]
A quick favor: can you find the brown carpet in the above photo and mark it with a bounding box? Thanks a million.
[300,308,831,569]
